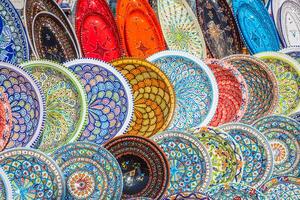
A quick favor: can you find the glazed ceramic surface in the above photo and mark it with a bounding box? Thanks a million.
[290,111,300,123]
[0,167,13,199]
[280,46,300,63]
[164,192,211,200]
[0,90,12,151]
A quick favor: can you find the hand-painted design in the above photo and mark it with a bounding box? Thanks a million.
[56,0,77,14]
[157,0,207,59]
[192,127,243,186]
[74,0,122,62]
[148,51,218,131]
[222,55,279,124]
[21,60,87,153]
[52,142,122,200]
[280,47,300,63]
[64,58,134,144]
[111,58,175,138]
[0,62,45,149]
[206,59,248,126]
[163,192,211,200]
[32,12,78,63]
[151,131,212,195]
[253,115,300,177]
[149,0,197,15]
[290,112,300,123]
[207,183,266,199]
[116,0,166,58]
[127,198,153,200]
[104,135,169,199]
[0,167,13,199]
[196,0,243,58]
[219,123,273,188]
[259,176,300,199]
[0,0,29,64]
[0,148,65,199]
[254,52,300,115]
[232,0,280,54]
[0,90,12,151]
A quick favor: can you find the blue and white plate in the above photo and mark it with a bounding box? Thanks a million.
[280,46,300,63]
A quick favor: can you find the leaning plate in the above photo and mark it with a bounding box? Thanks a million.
[111,58,175,138]
[0,62,45,149]
[21,60,88,153]
[104,135,170,199]
[0,0,29,63]
[0,90,12,151]
[148,51,218,131]
[196,0,243,58]
[0,167,13,199]
[164,192,211,200]
[0,148,65,199]
[219,123,273,188]
[157,0,207,59]
[64,58,134,145]
[151,131,212,195]
[255,51,300,115]
[280,46,300,63]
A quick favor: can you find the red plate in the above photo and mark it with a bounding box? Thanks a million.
[0,90,12,151]
[75,0,122,61]
[117,0,166,58]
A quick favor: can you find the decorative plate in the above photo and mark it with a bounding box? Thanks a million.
[0,0,29,64]
[147,51,218,131]
[157,0,207,59]
[0,167,13,199]
[104,135,169,199]
[254,51,300,115]
[32,11,78,63]
[253,115,300,177]
[116,0,166,58]
[21,60,87,153]
[290,112,300,123]
[151,131,212,195]
[219,123,273,188]
[222,55,278,124]
[232,0,281,54]
[0,90,12,151]
[111,58,175,138]
[0,148,65,199]
[206,59,248,126]
[259,176,300,199]
[64,58,134,144]
[206,183,266,199]
[192,127,243,186]
[280,46,300,63]
[163,192,211,200]
[149,0,198,15]
[74,0,122,62]
[0,62,45,149]
[52,142,122,200]
[196,0,243,58]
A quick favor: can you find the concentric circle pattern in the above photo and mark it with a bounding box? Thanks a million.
[0,89,12,151]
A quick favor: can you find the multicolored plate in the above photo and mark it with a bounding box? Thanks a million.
[148,51,218,131]
[0,62,45,149]
[206,59,248,126]
[0,0,29,63]
[0,90,12,151]
[280,46,300,63]
[0,148,65,199]
[52,142,122,200]
[117,0,166,58]
[290,112,300,123]
[64,58,134,144]
[253,115,300,177]
[151,131,212,195]
[254,51,300,115]
[157,0,207,59]
[163,192,211,200]
[0,167,13,199]
[222,55,278,124]
[111,58,175,138]
[21,60,87,153]
[219,123,273,188]
[104,136,169,199]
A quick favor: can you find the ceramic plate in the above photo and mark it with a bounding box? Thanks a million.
[253,115,300,177]
[104,135,169,199]
[0,148,65,199]
[148,51,218,131]
[0,62,45,149]
[0,167,13,199]
[232,0,280,54]
[0,90,12,151]
[21,60,87,153]
[151,131,212,195]
[290,112,300,123]
[219,123,273,188]
[0,0,29,64]
[111,58,175,138]
[74,0,122,61]
[280,46,300,63]
[64,58,134,144]
[196,0,243,58]
[117,0,166,58]
[164,192,211,200]
[255,51,300,115]
[157,0,207,59]
[222,55,278,124]
[52,142,122,199]
[206,59,248,126]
